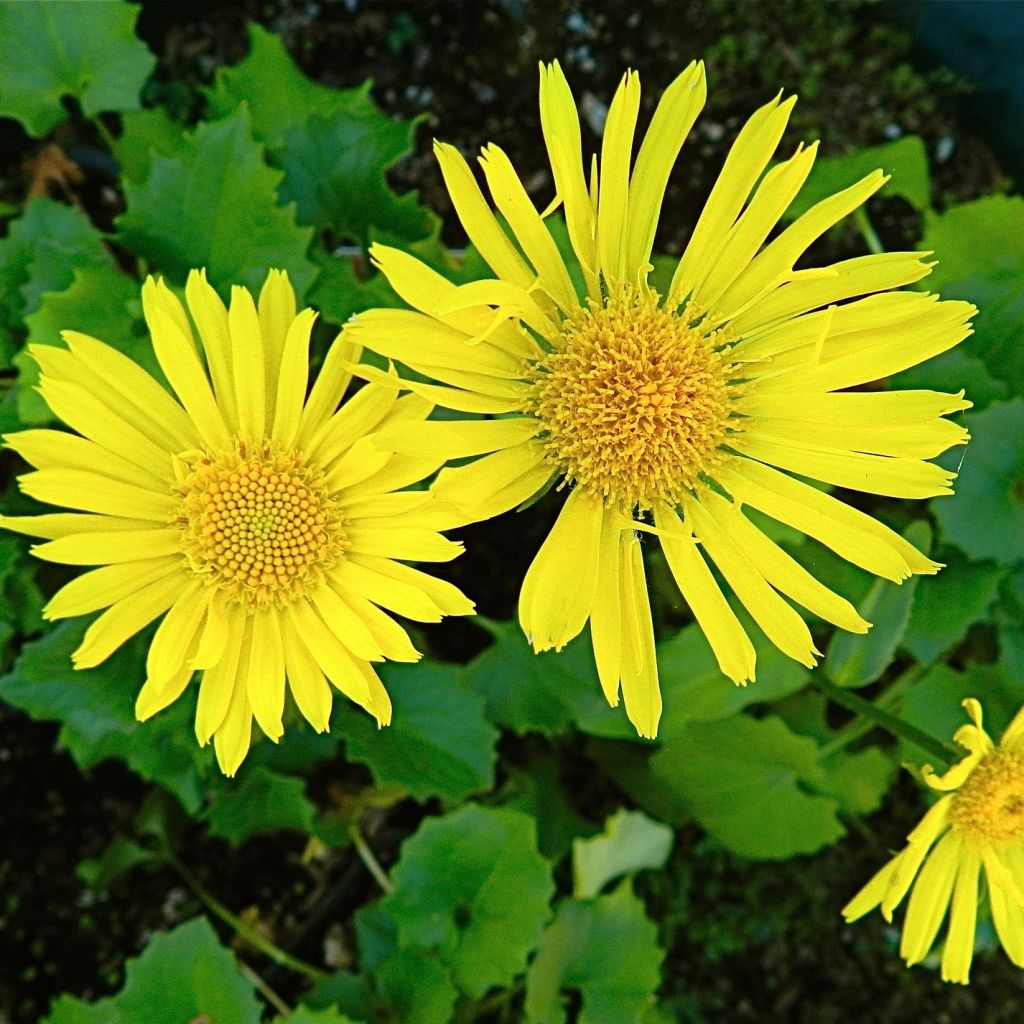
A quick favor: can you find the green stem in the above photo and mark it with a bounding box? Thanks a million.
[92,115,118,154]
[854,207,884,255]
[812,674,961,766]
[167,854,330,981]
[238,961,292,1017]
[817,662,928,759]
[350,824,395,895]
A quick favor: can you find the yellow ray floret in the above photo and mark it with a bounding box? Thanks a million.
[844,700,1024,984]
[0,270,474,775]
[348,60,974,739]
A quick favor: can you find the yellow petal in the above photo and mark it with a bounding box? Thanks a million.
[228,284,266,439]
[195,603,246,744]
[900,831,962,965]
[185,269,238,432]
[589,510,625,706]
[618,531,662,738]
[247,605,286,741]
[940,846,981,984]
[32,528,182,566]
[19,468,175,521]
[596,70,640,285]
[45,555,182,620]
[282,613,333,732]
[271,307,317,449]
[145,580,209,686]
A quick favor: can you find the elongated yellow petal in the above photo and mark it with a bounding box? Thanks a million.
[623,61,705,279]
[346,523,463,563]
[145,580,209,686]
[0,512,156,541]
[900,832,962,965]
[258,268,297,412]
[135,654,196,722]
[432,441,553,520]
[373,417,538,460]
[185,269,238,432]
[248,605,286,741]
[589,510,625,705]
[988,854,1024,966]
[349,554,475,618]
[329,580,421,662]
[310,582,385,662]
[282,614,333,732]
[44,556,181,620]
[19,468,175,521]
[352,361,528,415]
[213,616,254,776]
[305,380,397,466]
[271,307,316,449]
[618,531,661,738]
[295,329,361,445]
[195,603,246,744]
[228,284,266,439]
[520,488,604,652]
[940,847,981,984]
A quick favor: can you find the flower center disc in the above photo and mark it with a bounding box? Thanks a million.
[175,441,346,607]
[950,749,1024,845]
[527,289,734,511]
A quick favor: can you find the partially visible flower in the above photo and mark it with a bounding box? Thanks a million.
[0,270,473,775]
[346,61,974,738]
[843,699,1024,983]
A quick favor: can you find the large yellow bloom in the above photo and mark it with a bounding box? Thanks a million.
[346,61,974,738]
[844,699,1024,983]
[0,270,473,775]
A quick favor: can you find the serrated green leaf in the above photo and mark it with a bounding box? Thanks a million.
[783,136,931,222]
[894,663,1024,766]
[0,620,209,812]
[996,567,1024,679]
[648,715,845,859]
[381,804,554,997]
[656,622,810,739]
[117,105,316,298]
[817,747,895,816]
[279,1008,362,1024]
[902,547,1005,663]
[42,918,261,1024]
[206,24,375,150]
[203,765,316,845]
[16,265,150,425]
[918,196,1024,396]
[277,111,435,246]
[933,399,1024,563]
[824,521,930,687]
[0,198,112,366]
[525,884,663,1024]
[572,809,673,899]
[337,662,497,803]
[0,2,154,137]
[113,108,188,184]
[308,255,404,328]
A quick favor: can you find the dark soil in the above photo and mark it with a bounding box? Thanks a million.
[2,1,1017,1022]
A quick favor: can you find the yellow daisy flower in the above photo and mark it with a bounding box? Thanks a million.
[843,699,1024,984]
[345,61,974,739]
[0,270,473,775]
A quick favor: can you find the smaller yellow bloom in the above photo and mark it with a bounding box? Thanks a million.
[843,699,1024,983]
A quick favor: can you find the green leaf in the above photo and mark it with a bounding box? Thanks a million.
[890,347,1008,412]
[524,884,663,1024]
[782,136,931,222]
[824,521,930,687]
[41,918,261,1024]
[0,198,112,366]
[308,255,404,328]
[337,662,498,803]
[373,947,459,1024]
[276,111,436,245]
[279,1009,362,1024]
[16,265,150,425]
[918,196,1024,396]
[894,663,1024,765]
[647,715,846,859]
[381,804,554,997]
[113,108,188,184]
[117,105,316,298]
[206,24,375,150]
[572,809,673,899]
[656,621,811,739]
[0,2,155,137]
[203,765,316,846]
[0,620,209,812]
[817,747,895,816]
[461,620,635,739]
[77,836,156,891]
[902,548,1005,663]
[933,399,1024,564]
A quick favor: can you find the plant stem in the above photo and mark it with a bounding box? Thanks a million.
[812,674,961,766]
[238,961,292,1017]
[817,662,928,759]
[854,207,884,255]
[350,824,395,895]
[167,854,330,981]
[92,115,118,154]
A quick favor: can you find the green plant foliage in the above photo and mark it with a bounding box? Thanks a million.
[282,1010,361,1024]
[782,135,931,221]
[77,836,157,892]
[336,662,498,802]
[42,918,261,1024]
[919,195,1024,397]
[524,883,663,1024]
[117,106,317,298]
[648,715,848,859]
[572,809,673,898]
[933,399,1024,563]
[112,108,188,184]
[0,2,154,137]
[372,948,460,1024]
[206,24,375,150]
[903,547,1005,663]
[380,804,554,997]
[823,521,930,687]
[0,621,209,812]
[203,765,317,845]
[0,198,112,367]
[16,265,149,424]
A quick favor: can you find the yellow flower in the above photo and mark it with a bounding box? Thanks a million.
[844,699,1024,984]
[346,61,974,738]
[0,270,473,775]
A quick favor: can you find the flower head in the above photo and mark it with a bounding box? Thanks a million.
[843,699,1024,983]
[346,61,974,738]
[0,270,473,775]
